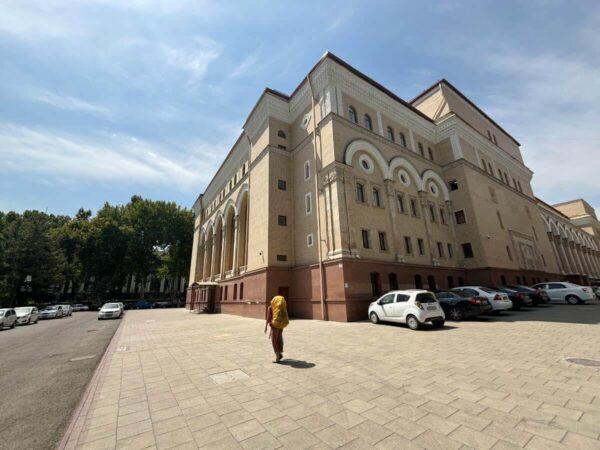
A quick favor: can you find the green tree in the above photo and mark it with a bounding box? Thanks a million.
[0,211,66,306]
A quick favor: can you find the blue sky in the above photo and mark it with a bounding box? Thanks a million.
[1,1,599,216]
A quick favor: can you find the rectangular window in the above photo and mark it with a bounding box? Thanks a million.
[397,194,406,214]
[404,236,413,254]
[304,161,311,180]
[305,193,312,214]
[277,215,287,226]
[378,232,387,251]
[306,234,314,247]
[454,210,466,224]
[447,243,453,258]
[429,204,436,223]
[449,180,459,191]
[417,238,425,256]
[276,254,287,262]
[356,183,365,203]
[361,229,370,249]
[462,243,474,258]
[437,242,444,258]
[410,198,419,217]
[277,179,287,190]
[372,188,382,207]
[439,207,447,225]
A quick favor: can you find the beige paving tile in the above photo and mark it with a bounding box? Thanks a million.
[329,410,366,429]
[192,423,231,447]
[116,430,156,450]
[239,432,281,449]
[384,417,427,440]
[315,424,357,448]
[264,416,300,437]
[449,425,498,449]
[279,427,320,449]
[516,419,567,442]
[561,431,600,449]
[348,419,392,446]
[229,419,266,442]
[413,429,462,449]
[116,418,153,440]
[296,413,334,433]
[155,426,195,449]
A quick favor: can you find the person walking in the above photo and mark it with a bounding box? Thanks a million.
[264,295,289,362]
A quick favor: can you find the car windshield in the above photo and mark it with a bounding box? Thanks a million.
[103,303,120,309]
[416,293,437,303]
[451,290,470,298]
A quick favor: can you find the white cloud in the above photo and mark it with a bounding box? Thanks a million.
[0,123,226,192]
[160,37,221,86]
[230,52,260,79]
[32,90,111,116]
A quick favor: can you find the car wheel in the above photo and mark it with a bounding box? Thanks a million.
[565,295,579,305]
[449,307,463,321]
[369,312,380,324]
[431,319,445,329]
[11,321,16,329]
[406,315,420,330]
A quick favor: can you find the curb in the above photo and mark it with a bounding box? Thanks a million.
[56,318,125,450]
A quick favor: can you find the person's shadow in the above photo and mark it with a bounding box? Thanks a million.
[278,359,315,369]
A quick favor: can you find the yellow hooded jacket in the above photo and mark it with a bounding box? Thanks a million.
[270,295,289,329]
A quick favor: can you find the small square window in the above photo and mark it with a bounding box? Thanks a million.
[304,161,311,180]
[306,233,314,247]
[276,254,287,262]
[449,180,458,191]
[454,210,466,224]
[277,215,287,226]
[305,193,312,214]
[277,179,287,190]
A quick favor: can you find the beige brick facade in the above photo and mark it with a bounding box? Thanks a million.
[186,52,600,321]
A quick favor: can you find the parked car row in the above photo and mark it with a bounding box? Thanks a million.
[369,281,595,331]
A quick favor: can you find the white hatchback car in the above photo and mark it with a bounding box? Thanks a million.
[531,282,596,304]
[15,307,39,325]
[0,308,18,329]
[368,290,445,330]
[451,286,512,313]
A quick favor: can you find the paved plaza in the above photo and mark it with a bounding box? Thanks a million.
[63,305,600,449]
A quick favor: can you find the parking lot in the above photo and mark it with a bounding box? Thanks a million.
[60,304,600,449]
[0,312,120,450]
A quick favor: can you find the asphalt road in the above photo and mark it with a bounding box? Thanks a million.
[0,312,120,450]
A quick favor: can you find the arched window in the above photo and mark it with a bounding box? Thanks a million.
[364,114,373,131]
[427,275,436,290]
[356,182,365,203]
[348,106,357,124]
[399,132,407,147]
[388,273,398,290]
[277,130,286,139]
[386,126,394,142]
[414,274,423,289]
[370,272,382,296]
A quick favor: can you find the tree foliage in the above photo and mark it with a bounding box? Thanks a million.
[0,196,194,306]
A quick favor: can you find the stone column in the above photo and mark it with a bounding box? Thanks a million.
[569,241,584,275]
[563,239,577,274]
[576,245,590,276]
[194,243,204,282]
[232,215,240,275]
[548,233,564,274]
[220,225,228,277]
[210,232,218,280]
[583,248,596,277]
[384,180,399,260]
[202,238,210,280]
[555,236,571,273]
[418,192,436,265]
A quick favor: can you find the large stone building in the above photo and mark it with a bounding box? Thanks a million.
[186,52,600,321]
